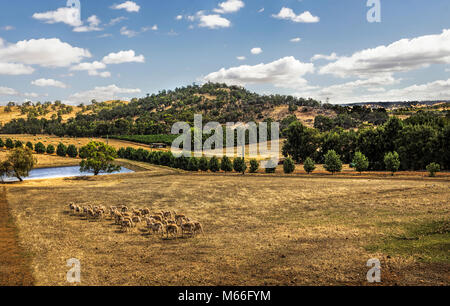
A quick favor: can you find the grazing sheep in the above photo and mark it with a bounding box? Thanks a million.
[150,222,164,236]
[121,206,129,213]
[140,208,150,216]
[132,216,141,225]
[121,219,134,232]
[150,215,163,223]
[193,221,204,235]
[166,224,179,239]
[175,214,186,226]
[180,220,195,237]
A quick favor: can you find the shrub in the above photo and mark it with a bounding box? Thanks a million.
[25,141,33,150]
[117,147,126,158]
[209,156,220,172]
[249,159,259,173]
[174,155,189,170]
[34,142,46,154]
[233,157,247,174]
[199,156,209,172]
[0,138,4,148]
[67,144,78,158]
[57,143,67,157]
[46,144,55,154]
[283,157,295,174]
[160,152,174,167]
[5,138,14,149]
[188,157,200,171]
[303,157,316,174]
[324,150,342,174]
[426,162,441,177]
[384,151,400,176]
[221,156,233,172]
[14,140,23,148]
[352,151,369,174]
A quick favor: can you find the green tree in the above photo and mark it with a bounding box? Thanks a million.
[282,121,320,163]
[233,157,247,174]
[67,144,78,158]
[79,141,121,176]
[26,141,34,150]
[209,156,220,173]
[352,151,369,174]
[46,144,55,154]
[187,157,199,171]
[56,143,67,157]
[199,156,209,172]
[384,151,400,176]
[14,140,23,148]
[303,157,316,174]
[34,142,46,154]
[324,150,342,174]
[5,138,14,149]
[0,138,4,148]
[221,156,233,172]
[249,159,259,173]
[283,157,295,174]
[3,147,37,182]
[426,162,440,177]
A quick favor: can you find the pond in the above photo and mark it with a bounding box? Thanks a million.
[1,166,134,182]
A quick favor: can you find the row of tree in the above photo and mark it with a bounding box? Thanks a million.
[282,112,449,171]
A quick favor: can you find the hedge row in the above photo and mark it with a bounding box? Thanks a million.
[0,138,79,158]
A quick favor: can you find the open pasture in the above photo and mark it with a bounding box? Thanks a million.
[4,166,449,286]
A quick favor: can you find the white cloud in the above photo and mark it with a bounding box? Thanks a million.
[311,52,339,61]
[272,7,319,23]
[31,78,67,88]
[176,15,183,20]
[258,8,265,13]
[66,84,141,104]
[88,70,111,78]
[290,37,301,43]
[120,26,137,37]
[237,56,246,61]
[213,0,245,14]
[0,38,91,68]
[0,86,18,96]
[71,61,107,71]
[203,56,315,89]
[320,29,450,78]
[197,13,231,29]
[251,47,262,55]
[111,1,140,13]
[33,7,82,27]
[151,25,158,31]
[0,62,34,75]
[102,50,145,64]
[108,17,128,26]
[1,26,15,31]
[73,15,102,32]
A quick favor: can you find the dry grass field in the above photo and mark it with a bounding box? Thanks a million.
[2,159,449,286]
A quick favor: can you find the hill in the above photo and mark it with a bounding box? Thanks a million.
[0,83,448,137]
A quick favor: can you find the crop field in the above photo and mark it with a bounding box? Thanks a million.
[1,153,449,286]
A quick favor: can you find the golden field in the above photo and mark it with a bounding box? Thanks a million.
[1,153,449,286]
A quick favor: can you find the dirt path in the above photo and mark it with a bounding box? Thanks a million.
[0,187,34,286]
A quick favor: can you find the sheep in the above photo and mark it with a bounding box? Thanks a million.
[175,214,186,226]
[180,219,195,237]
[166,224,179,239]
[150,215,163,223]
[140,208,150,216]
[121,206,129,213]
[192,221,204,236]
[150,222,164,236]
[121,219,134,232]
[132,216,141,225]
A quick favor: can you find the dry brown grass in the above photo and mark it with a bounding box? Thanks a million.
[4,167,449,286]
[0,106,87,124]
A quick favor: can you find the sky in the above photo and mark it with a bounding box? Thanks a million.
[0,0,449,105]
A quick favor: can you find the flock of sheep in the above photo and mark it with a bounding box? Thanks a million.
[68,203,204,239]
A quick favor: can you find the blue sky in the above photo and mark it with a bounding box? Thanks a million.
[0,0,449,105]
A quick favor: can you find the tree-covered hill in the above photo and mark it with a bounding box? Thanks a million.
[0,82,447,137]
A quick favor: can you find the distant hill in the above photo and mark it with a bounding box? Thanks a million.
[0,83,447,137]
